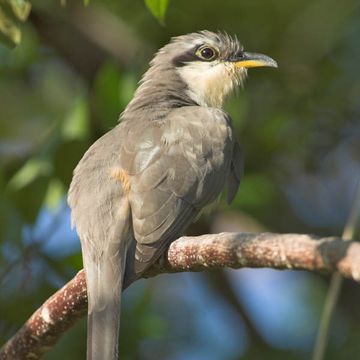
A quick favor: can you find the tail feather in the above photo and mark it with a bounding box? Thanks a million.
[82,197,130,360]
[84,248,126,360]
[87,292,121,360]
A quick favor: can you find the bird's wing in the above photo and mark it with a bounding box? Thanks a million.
[227,140,243,203]
[120,107,235,286]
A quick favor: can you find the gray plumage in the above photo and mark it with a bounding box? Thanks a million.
[68,30,276,360]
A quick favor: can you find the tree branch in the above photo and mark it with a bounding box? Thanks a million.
[1,232,359,359]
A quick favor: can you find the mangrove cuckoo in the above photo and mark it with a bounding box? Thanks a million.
[68,30,277,360]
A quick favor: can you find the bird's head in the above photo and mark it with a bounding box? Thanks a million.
[152,31,278,109]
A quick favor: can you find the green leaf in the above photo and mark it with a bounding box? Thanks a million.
[0,7,20,47]
[7,159,52,191]
[2,0,31,21]
[144,0,169,23]
[0,0,31,48]
[44,178,65,210]
[62,96,90,141]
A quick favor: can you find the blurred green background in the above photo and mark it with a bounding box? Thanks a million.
[1,0,360,359]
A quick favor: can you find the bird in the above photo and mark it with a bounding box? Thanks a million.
[68,30,277,360]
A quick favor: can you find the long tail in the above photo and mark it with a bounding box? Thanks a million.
[82,198,130,360]
[88,306,120,360]
[86,256,124,360]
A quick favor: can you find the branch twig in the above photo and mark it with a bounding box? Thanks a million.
[1,232,360,360]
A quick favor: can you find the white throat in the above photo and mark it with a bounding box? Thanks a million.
[177,61,247,108]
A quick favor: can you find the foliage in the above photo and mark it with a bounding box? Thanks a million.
[0,0,359,359]
[144,0,169,24]
[0,0,171,48]
[0,0,31,47]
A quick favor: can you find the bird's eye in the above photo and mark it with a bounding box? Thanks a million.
[201,47,214,59]
[196,46,217,61]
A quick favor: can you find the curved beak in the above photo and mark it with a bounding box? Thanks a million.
[234,52,278,69]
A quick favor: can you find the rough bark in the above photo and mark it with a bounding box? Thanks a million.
[1,232,359,359]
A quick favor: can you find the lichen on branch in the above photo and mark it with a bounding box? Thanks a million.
[1,232,359,360]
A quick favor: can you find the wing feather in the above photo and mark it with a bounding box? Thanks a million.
[227,140,243,203]
[121,107,236,285]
